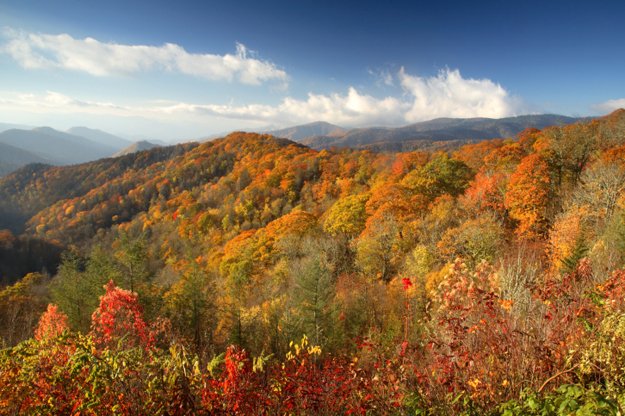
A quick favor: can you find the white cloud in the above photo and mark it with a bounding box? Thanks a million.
[0,89,408,127]
[182,68,520,126]
[1,28,288,86]
[0,91,128,115]
[0,68,522,133]
[368,68,394,87]
[399,68,517,121]
[594,98,625,114]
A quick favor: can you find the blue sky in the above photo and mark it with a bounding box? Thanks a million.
[1,0,624,141]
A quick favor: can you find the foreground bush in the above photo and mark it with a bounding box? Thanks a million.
[5,267,625,414]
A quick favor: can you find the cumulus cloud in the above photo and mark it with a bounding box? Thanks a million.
[593,98,625,114]
[399,68,517,121]
[184,68,519,125]
[156,68,519,126]
[0,68,522,130]
[1,28,288,86]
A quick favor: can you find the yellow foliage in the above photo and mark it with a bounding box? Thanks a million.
[547,205,589,271]
[425,263,453,297]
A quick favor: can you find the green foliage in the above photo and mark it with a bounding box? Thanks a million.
[500,385,619,415]
[164,264,215,355]
[51,251,109,332]
[115,233,151,292]
[560,236,589,275]
[402,152,473,199]
[579,310,625,399]
[290,238,336,347]
[437,213,504,267]
[597,211,625,269]
[355,214,406,282]
[404,244,434,278]
[323,194,369,237]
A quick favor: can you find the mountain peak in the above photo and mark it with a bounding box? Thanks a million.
[266,121,347,141]
[113,140,160,157]
[32,126,58,134]
[67,126,132,150]
[605,108,625,119]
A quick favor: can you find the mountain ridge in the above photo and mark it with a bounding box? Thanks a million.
[67,126,132,150]
[265,121,347,141]
[296,114,586,150]
[0,143,49,177]
[0,127,117,165]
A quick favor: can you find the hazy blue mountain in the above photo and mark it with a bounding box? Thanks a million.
[127,135,170,146]
[0,127,117,165]
[297,115,584,150]
[0,142,49,176]
[267,121,347,141]
[113,140,160,157]
[67,126,132,150]
[0,122,32,133]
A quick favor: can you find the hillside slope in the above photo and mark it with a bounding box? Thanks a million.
[2,112,625,414]
[0,143,196,233]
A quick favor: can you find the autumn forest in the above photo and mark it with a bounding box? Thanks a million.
[2,110,625,414]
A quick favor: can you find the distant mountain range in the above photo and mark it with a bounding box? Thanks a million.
[67,127,133,150]
[0,122,32,132]
[0,125,161,176]
[0,114,591,177]
[286,115,586,151]
[0,127,117,165]
[0,142,48,176]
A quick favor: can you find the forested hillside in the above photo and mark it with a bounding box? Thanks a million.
[2,110,625,414]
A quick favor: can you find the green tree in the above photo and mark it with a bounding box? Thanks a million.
[52,251,107,332]
[114,233,151,293]
[290,238,336,347]
[164,264,215,356]
[355,214,405,282]
[437,214,505,267]
[401,153,473,200]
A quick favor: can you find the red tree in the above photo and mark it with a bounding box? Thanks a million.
[90,280,151,349]
[34,304,69,341]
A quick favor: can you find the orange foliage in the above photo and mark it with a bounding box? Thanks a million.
[504,153,553,238]
[365,183,413,218]
[460,171,507,215]
[263,210,317,237]
[453,139,504,172]
[34,304,69,341]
